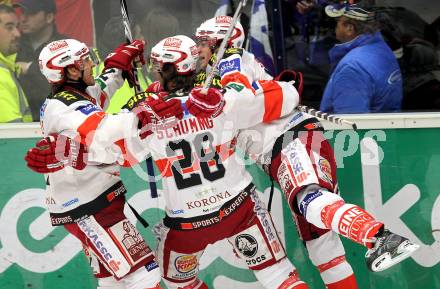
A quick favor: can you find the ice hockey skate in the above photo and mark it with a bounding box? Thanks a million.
[365,229,420,272]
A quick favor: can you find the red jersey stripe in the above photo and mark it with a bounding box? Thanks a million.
[114,139,140,167]
[260,81,283,123]
[77,112,106,145]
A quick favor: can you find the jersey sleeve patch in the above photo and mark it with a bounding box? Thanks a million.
[218,56,241,78]
[76,104,100,115]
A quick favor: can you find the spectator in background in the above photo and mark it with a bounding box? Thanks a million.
[375,9,440,111]
[0,4,31,123]
[14,0,67,121]
[319,0,402,113]
[425,16,440,47]
[281,0,338,109]
[96,15,151,113]
[141,6,179,55]
[400,39,440,110]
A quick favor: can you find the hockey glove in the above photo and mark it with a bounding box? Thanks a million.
[145,81,164,93]
[186,87,225,118]
[24,134,87,173]
[275,69,304,98]
[135,98,184,139]
[145,80,169,99]
[104,40,145,86]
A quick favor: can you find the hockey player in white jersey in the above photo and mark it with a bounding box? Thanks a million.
[195,15,419,286]
[27,38,186,289]
[195,15,360,289]
[26,35,310,289]
[146,35,309,289]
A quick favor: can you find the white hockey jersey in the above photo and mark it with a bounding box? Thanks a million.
[40,68,141,223]
[217,48,314,164]
[140,79,300,219]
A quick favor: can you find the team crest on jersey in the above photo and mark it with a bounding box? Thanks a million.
[235,234,258,258]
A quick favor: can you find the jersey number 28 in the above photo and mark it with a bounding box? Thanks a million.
[166,132,226,189]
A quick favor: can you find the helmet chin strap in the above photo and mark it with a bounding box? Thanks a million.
[65,62,87,84]
[65,68,88,90]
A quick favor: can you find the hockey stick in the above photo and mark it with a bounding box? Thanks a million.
[120,0,142,93]
[298,105,357,130]
[201,0,248,93]
[120,0,158,198]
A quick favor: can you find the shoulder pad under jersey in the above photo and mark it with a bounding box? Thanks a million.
[223,47,244,58]
[194,71,207,86]
[207,48,244,68]
[193,71,222,89]
[211,75,222,89]
[122,92,150,111]
[49,90,93,106]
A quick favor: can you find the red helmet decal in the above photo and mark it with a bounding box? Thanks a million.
[48,40,69,53]
[164,37,183,49]
[215,16,232,24]
[45,52,66,83]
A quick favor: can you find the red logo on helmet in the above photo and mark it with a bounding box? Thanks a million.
[49,40,69,52]
[190,45,198,57]
[215,16,232,24]
[164,38,182,48]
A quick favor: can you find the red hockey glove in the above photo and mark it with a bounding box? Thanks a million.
[186,87,225,118]
[135,98,184,139]
[104,40,145,86]
[145,81,164,93]
[145,80,169,99]
[275,69,304,98]
[24,134,87,173]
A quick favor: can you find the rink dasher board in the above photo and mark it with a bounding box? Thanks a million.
[3,112,440,139]
[0,114,439,289]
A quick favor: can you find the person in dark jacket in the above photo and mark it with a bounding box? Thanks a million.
[14,0,68,121]
[320,1,403,113]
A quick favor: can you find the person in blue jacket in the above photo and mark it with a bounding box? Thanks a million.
[320,1,403,113]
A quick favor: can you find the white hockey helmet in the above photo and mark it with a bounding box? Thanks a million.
[195,16,245,48]
[150,35,199,75]
[38,39,91,84]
